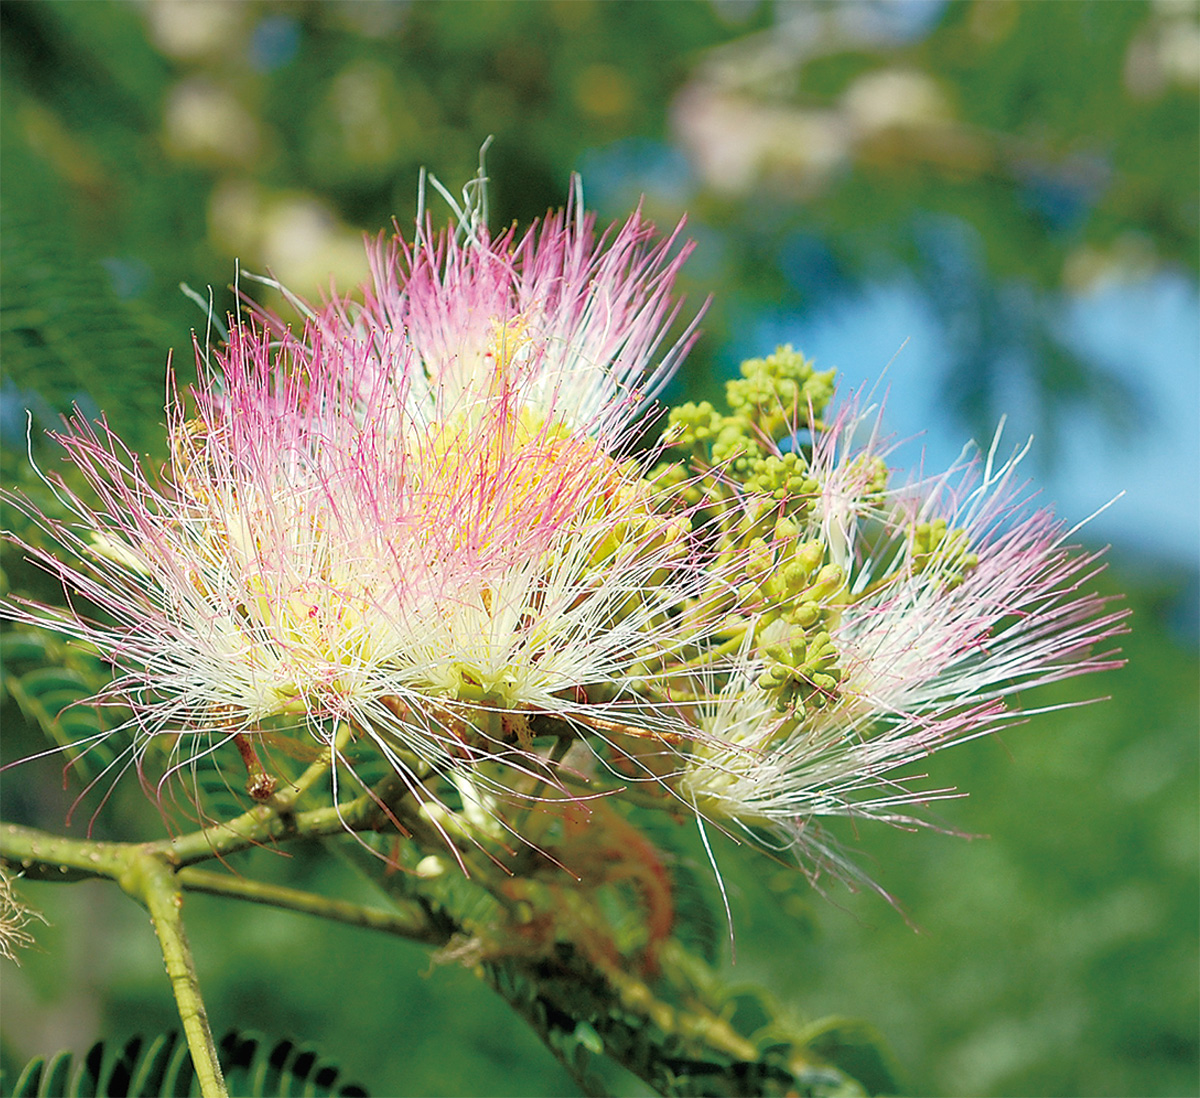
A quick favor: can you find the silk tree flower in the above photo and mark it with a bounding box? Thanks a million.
[4,325,427,797]
[318,176,703,448]
[678,405,1126,891]
[2,178,1123,895]
[2,295,734,821]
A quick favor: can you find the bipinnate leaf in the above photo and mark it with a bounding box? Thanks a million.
[0,631,114,781]
[0,1031,368,1097]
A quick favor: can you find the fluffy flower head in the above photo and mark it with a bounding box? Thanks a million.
[323,173,702,447]
[1,175,1124,900]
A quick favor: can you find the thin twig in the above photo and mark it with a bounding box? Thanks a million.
[177,866,446,945]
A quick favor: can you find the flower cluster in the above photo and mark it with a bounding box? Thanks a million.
[1,175,1124,891]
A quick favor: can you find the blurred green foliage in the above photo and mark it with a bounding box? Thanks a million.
[1,1,1196,1096]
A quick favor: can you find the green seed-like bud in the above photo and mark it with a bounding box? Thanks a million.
[746,537,773,581]
[711,423,763,469]
[911,519,980,587]
[793,540,824,575]
[811,563,845,598]
[860,454,889,496]
[757,665,786,690]
[666,401,722,447]
[780,560,809,593]
[787,601,820,627]
[726,344,838,434]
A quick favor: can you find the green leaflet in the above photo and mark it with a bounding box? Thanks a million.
[1,1031,367,1098]
[0,631,114,781]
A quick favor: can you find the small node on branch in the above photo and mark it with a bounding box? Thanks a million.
[233,733,277,802]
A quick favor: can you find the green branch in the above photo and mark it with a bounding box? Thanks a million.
[0,773,402,879]
[151,772,408,867]
[0,823,128,882]
[177,866,447,946]
[119,854,228,1098]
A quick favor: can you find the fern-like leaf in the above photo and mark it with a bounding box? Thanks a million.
[0,1031,369,1098]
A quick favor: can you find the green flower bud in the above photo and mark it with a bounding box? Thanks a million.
[726,344,837,435]
[710,423,764,470]
[793,540,825,575]
[810,563,845,599]
[780,560,810,593]
[855,454,890,497]
[746,536,774,576]
[774,516,800,541]
[787,600,820,628]
[666,401,722,447]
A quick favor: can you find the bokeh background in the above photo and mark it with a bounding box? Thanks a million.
[1,2,1196,1095]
